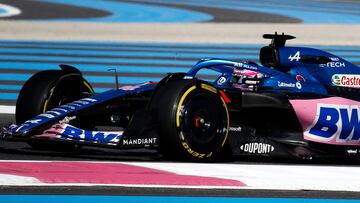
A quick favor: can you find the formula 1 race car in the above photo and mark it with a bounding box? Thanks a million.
[2,33,360,161]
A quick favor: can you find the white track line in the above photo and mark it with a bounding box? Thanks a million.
[0,105,15,114]
[0,160,359,191]
[0,22,359,45]
[0,174,40,185]
[126,162,360,192]
[0,3,21,18]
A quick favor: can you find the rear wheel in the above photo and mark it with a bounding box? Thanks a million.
[149,79,229,161]
[16,69,94,150]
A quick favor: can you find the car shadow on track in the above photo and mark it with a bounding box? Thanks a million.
[0,141,163,162]
[0,140,359,166]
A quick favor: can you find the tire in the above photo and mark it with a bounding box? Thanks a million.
[146,73,186,109]
[149,79,229,161]
[16,69,94,150]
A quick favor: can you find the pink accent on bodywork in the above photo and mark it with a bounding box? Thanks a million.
[118,82,157,91]
[33,124,124,146]
[233,69,261,78]
[0,161,245,186]
[33,124,65,138]
[290,97,360,145]
[119,85,140,91]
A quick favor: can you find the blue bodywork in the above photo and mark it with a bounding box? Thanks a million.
[7,83,157,137]
[187,46,359,96]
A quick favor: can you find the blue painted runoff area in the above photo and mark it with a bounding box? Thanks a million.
[1,47,360,59]
[43,0,360,23]
[43,0,212,22]
[0,40,358,102]
[0,7,6,15]
[1,195,360,203]
[0,84,108,94]
[2,40,360,50]
[0,73,159,84]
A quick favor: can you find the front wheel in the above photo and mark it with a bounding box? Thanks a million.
[149,79,230,161]
[16,69,94,150]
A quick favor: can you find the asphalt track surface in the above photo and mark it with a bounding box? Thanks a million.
[1,133,360,199]
[1,187,360,199]
[1,113,360,199]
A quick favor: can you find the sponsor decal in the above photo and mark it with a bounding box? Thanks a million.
[278,81,295,88]
[46,111,61,116]
[320,62,346,68]
[277,81,302,89]
[347,149,358,155]
[4,124,21,136]
[217,76,227,85]
[305,104,360,143]
[182,141,211,158]
[288,51,301,62]
[59,116,76,124]
[82,98,97,102]
[70,103,82,107]
[320,57,345,68]
[18,117,47,130]
[73,100,90,105]
[53,108,68,113]
[296,74,306,82]
[7,124,18,130]
[56,98,97,112]
[332,75,341,85]
[332,74,360,88]
[229,126,242,132]
[37,98,98,120]
[233,62,258,70]
[9,98,99,134]
[40,113,55,119]
[60,124,123,145]
[240,143,274,154]
[122,138,157,145]
[61,105,75,110]
[26,119,42,124]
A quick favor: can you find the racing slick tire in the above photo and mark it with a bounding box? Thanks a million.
[16,69,94,150]
[149,79,230,161]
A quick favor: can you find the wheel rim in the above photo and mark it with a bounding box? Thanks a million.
[179,93,228,152]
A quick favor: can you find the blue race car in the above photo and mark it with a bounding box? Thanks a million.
[2,33,360,161]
